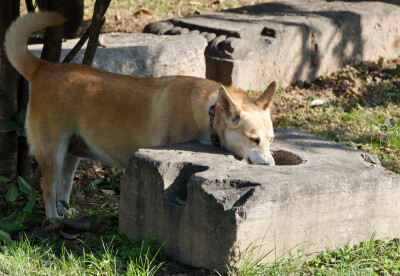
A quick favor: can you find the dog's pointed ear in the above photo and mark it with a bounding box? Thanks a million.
[255,81,276,110]
[218,86,241,126]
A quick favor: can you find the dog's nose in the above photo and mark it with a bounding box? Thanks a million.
[265,160,275,166]
[263,155,275,166]
[252,158,275,166]
[247,152,275,165]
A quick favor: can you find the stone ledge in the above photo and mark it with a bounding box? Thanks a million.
[28,32,207,78]
[120,128,400,272]
[145,0,400,90]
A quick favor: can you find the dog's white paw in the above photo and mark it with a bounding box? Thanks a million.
[68,208,78,216]
[57,205,78,218]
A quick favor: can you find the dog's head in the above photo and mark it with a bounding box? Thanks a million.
[215,82,276,165]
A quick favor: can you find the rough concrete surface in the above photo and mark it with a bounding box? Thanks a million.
[120,129,400,272]
[145,0,400,90]
[28,33,207,78]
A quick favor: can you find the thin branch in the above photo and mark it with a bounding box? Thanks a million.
[82,0,111,66]
[25,0,35,12]
[62,24,92,63]
[62,0,110,66]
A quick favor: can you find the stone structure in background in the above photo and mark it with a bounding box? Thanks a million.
[145,0,400,90]
[120,129,400,272]
[28,33,207,78]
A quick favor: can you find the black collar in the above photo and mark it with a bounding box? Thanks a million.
[209,103,221,147]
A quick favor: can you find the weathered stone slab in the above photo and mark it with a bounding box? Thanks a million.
[145,0,400,90]
[28,33,207,78]
[120,129,400,272]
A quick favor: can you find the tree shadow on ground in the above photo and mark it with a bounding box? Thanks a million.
[223,2,400,109]
[219,2,364,85]
[338,0,399,7]
[180,0,399,92]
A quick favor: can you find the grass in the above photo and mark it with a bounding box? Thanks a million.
[269,61,400,174]
[273,102,400,173]
[2,231,399,275]
[0,185,164,275]
[0,234,163,275]
[82,0,271,33]
[85,0,269,19]
[226,234,400,275]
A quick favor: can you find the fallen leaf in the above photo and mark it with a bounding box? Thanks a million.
[60,230,79,240]
[310,99,327,107]
[132,9,153,19]
[62,215,91,231]
[346,87,362,98]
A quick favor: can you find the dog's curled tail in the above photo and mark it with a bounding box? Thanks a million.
[4,12,65,81]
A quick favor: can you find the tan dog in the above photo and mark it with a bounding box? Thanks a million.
[5,12,276,220]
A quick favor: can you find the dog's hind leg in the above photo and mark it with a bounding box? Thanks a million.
[34,134,70,220]
[57,153,80,217]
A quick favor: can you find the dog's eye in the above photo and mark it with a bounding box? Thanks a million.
[250,137,260,145]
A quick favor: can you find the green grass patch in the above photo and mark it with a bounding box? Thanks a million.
[268,59,400,174]
[0,234,163,275]
[225,234,400,275]
[274,103,400,173]
[1,232,400,275]
[2,232,399,275]
[274,101,400,173]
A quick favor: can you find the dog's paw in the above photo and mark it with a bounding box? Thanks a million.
[57,206,78,218]
[68,208,78,216]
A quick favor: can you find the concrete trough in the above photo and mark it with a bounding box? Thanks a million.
[144,0,400,90]
[119,129,400,272]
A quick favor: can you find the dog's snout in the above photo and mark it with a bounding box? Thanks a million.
[253,160,275,166]
[246,153,275,166]
[265,160,275,166]
[259,158,275,166]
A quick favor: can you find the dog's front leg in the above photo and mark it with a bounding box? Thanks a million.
[39,157,63,220]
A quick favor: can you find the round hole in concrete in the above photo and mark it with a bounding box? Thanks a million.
[271,150,303,165]
[233,149,304,165]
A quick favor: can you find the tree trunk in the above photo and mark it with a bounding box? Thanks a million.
[40,1,67,62]
[17,76,34,183]
[0,0,20,192]
[63,0,84,39]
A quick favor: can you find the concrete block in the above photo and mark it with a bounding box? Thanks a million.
[28,33,207,78]
[144,0,400,90]
[120,129,400,272]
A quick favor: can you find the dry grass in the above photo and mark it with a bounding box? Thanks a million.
[85,0,270,33]
[269,59,400,173]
